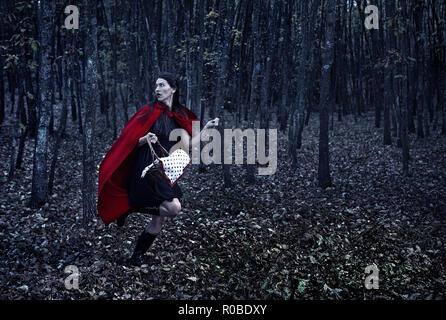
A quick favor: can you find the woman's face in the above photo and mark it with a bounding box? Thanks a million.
[155,78,175,104]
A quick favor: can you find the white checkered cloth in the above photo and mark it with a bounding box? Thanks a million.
[141,148,191,186]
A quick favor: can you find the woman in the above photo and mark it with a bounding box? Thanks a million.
[97,72,218,266]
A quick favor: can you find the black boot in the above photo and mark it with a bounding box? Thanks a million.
[127,231,157,267]
[116,210,132,227]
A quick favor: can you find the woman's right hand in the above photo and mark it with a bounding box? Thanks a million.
[139,132,158,146]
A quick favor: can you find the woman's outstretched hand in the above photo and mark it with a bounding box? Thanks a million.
[205,117,219,129]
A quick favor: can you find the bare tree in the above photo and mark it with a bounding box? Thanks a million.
[318,0,335,189]
[30,0,55,208]
[82,0,99,222]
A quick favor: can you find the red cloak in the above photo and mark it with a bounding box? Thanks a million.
[97,102,198,226]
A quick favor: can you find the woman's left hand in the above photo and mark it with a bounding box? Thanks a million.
[205,118,219,129]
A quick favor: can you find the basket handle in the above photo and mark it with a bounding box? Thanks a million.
[147,139,169,161]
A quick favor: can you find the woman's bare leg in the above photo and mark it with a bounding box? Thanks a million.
[145,215,167,234]
[159,198,181,218]
[130,199,181,266]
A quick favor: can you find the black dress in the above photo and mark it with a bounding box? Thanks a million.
[126,109,184,211]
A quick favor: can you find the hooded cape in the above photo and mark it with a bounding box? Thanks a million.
[97,102,198,225]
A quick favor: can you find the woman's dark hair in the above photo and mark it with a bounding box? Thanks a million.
[137,72,188,137]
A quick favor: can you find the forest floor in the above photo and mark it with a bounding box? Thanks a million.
[1,109,446,300]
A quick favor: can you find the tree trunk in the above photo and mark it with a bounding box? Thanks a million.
[278,0,291,132]
[185,0,193,111]
[15,83,27,170]
[414,1,425,139]
[318,0,335,189]
[246,0,261,184]
[48,60,69,194]
[383,0,395,145]
[292,0,320,164]
[399,0,411,175]
[82,0,99,223]
[0,1,4,126]
[0,62,4,126]
[30,0,55,208]
[214,0,234,188]
[7,85,18,182]
[25,70,37,138]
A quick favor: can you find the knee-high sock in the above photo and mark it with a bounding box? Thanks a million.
[132,231,157,256]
